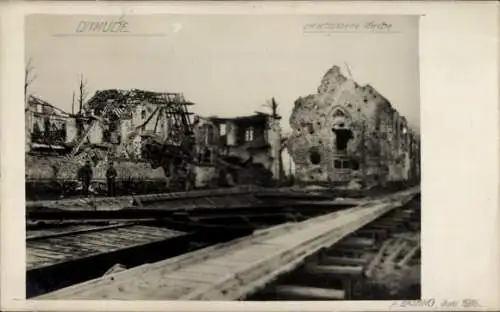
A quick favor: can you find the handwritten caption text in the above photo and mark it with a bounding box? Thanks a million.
[391,298,481,309]
[303,21,393,34]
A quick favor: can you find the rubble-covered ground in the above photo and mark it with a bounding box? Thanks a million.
[354,251,420,300]
[353,196,421,300]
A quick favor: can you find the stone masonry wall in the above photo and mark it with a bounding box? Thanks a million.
[26,154,166,181]
[288,65,414,186]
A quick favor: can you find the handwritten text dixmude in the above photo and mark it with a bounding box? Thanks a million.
[75,17,129,33]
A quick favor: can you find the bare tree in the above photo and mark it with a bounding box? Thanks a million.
[72,91,75,115]
[25,57,37,105]
[261,97,280,118]
[78,74,88,114]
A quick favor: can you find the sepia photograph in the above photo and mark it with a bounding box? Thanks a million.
[24,14,421,301]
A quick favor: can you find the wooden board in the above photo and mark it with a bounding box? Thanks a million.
[27,225,187,271]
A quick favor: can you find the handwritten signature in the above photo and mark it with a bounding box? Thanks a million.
[390,298,482,309]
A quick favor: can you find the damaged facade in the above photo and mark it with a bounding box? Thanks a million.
[81,89,194,161]
[192,112,282,188]
[25,90,284,194]
[25,90,194,192]
[287,65,420,187]
[25,96,72,152]
[26,90,193,157]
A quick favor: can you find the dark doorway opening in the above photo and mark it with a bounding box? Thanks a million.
[351,159,360,170]
[332,128,353,151]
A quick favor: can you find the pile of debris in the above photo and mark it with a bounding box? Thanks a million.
[357,232,420,299]
[86,89,191,113]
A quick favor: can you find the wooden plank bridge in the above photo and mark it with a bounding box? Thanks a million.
[35,186,419,300]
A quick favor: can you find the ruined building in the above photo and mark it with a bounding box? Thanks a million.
[287,65,420,187]
[25,90,194,191]
[25,96,72,152]
[192,112,282,188]
[25,89,284,197]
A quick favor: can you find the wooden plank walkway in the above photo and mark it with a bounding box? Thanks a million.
[36,187,419,300]
[27,225,187,271]
[27,223,130,240]
[26,186,263,211]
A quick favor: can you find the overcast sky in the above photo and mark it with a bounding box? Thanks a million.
[26,14,420,133]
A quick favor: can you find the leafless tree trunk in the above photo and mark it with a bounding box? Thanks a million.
[260,97,280,119]
[270,97,279,118]
[25,57,37,106]
[72,91,75,115]
[78,74,88,114]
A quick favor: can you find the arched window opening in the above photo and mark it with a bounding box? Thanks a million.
[333,109,346,118]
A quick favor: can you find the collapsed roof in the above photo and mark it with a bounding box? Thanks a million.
[85,89,195,116]
[27,95,71,117]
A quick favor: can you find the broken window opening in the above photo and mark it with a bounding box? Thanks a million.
[220,123,227,136]
[332,128,353,151]
[141,110,147,119]
[203,124,215,145]
[245,127,254,142]
[334,159,353,170]
[351,159,360,170]
[202,148,212,163]
[309,149,321,165]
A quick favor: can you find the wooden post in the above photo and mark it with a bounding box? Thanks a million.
[273,285,345,300]
[321,255,368,266]
[396,245,420,268]
[342,278,353,300]
[306,264,364,277]
[338,237,375,249]
[365,239,392,278]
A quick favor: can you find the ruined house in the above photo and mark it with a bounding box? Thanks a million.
[25,90,194,192]
[287,65,420,187]
[25,95,74,153]
[82,89,193,160]
[193,112,282,188]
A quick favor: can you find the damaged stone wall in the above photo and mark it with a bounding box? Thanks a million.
[288,65,418,186]
[192,118,221,187]
[192,114,281,187]
[266,116,283,182]
[26,153,166,182]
